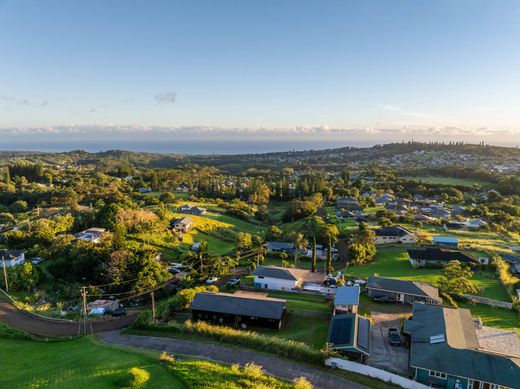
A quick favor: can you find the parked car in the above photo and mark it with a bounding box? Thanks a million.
[373,295,396,303]
[388,328,401,346]
[226,278,240,288]
[110,308,127,317]
[205,277,218,284]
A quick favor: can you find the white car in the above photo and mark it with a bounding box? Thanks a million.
[205,277,218,284]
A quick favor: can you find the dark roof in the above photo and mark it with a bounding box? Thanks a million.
[374,226,412,237]
[404,302,520,388]
[253,266,306,281]
[502,253,520,264]
[190,292,286,320]
[366,276,440,300]
[265,242,294,250]
[407,248,476,263]
[327,314,370,355]
[0,249,24,261]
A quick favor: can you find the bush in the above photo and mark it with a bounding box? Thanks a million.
[133,310,153,328]
[159,352,175,364]
[294,376,313,389]
[115,367,150,387]
[242,362,264,379]
[0,323,33,340]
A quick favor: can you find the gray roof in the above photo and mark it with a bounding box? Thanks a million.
[0,249,24,260]
[366,276,440,300]
[334,285,360,306]
[253,266,306,281]
[190,292,286,320]
[265,241,294,250]
[404,302,520,388]
[327,314,370,355]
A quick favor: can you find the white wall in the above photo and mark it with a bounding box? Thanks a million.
[254,276,297,291]
[325,358,431,389]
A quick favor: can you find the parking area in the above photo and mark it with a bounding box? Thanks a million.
[367,311,410,375]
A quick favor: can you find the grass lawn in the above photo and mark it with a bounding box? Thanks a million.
[267,291,332,313]
[403,175,489,187]
[0,334,294,389]
[457,302,520,333]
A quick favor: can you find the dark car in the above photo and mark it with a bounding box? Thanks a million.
[388,328,401,346]
[373,295,396,303]
[110,308,127,317]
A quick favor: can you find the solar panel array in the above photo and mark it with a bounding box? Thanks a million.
[357,317,370,351]
[330,316,353,346]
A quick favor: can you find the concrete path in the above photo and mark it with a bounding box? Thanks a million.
[98,330,369,389]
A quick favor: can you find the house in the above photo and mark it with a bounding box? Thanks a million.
[336,196,363,212]
[252,266,306,291]
[333,285,360,314]
[176,185,189,193]
[432,236,459,248]
[138,187,152,193]
[74,228,106,243]
[385,202,409,216]
[374,226,416,244]
[327,314,371,363]
[420,204,451,219]
[452,205,466,216]
[501,253,520,265]
[179,204,207,215]
[170,217,194,233]
[0,249,25,267]
[408,248,477,268]
[265,241,294,254]
[404,302,520,389]
[466,219,487,230]
[374,193,394,205]
[444,221,466,230]
[366,276,441,305]
[190,291,286,329]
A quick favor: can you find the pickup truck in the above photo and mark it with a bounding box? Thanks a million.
[388,328,402,346]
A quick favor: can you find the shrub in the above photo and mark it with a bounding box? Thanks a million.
[242,362,264,379]
[116,367,150,387]
[441,293,458,308]
[294,376,313,389]
[160,352,175,364]
[0,323,33,340]
[133,310,153,328]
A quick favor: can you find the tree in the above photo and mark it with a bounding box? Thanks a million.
[17,262,40,291]
[252,235,266,268]
[235,232,252,252]
[305,216,325,272]
[150,171,159,191]
[322,224,339,273]
[279,251,289,267]
[439,260,478,297]
[290,232,307,267]
[4,167,11,184]
[9,200,28,214]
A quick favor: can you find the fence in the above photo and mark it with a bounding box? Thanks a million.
[325,358,431,389]
[463,295,513,310]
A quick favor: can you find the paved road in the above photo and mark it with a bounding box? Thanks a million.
[0,300,137,337]
[98,331,368,389]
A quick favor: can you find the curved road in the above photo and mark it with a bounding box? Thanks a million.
[0,300,137,337]
[98,331,368,389]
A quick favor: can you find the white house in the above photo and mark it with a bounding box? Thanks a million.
[252,266,306,291]
[0,249,26,267]
[374,226,416,244]
[74,228,106,244]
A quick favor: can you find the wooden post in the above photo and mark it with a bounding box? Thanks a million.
[82,286,88,335]
[151,290,156,323]
[2,258,8,292]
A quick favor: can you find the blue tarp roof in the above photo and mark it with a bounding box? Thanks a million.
[433,236,458,244]
[334,285,360,306]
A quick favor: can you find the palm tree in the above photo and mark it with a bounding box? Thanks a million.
[252,235,266,268]
[306,216,324,273]
[291,232,307,267]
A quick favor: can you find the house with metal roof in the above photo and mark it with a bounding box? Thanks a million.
[432,236,459,248]
[265,241,295,254]
[169,217,194,233]
[252,266,306,291]
[327,313,371,363]
[374,225,416,244]
[333,285,360,314]
[366,276,441,305]
[407,248,477,268]
[0,249,25,267]
[404,302,520,389]
[190,291,287,329]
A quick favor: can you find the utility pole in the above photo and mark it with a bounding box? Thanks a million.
[2,258,8,292]
[81,286,88,335]
[151,290,156,323]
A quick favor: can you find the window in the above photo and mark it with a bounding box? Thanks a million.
[429,370,447,379]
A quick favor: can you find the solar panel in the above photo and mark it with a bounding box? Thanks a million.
[330,317,353,345]
[357,317,370,351]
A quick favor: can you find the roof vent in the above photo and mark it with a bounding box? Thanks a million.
[429,334,446,344]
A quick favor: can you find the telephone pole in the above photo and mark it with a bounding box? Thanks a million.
[151,290,156,323]
[81,286,88,335]
[2,258,8,292]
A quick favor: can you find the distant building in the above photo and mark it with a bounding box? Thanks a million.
[404,302,520,389]
[336,196,363,212]
[333,285,360,314]
[170,217,194,233]
[327,313,371,363]
[407,248,477,268]
[138,187,152,193]
[74,228,106,244]
[179,204,207,215]
[502,253,520,265]
[0,249,25,267]
[190,292,286,329]
[451,205,466,216]
[252,266,306,291]
[366,276,441,305]
[374,226,416,244]
[466,219,487,230]
[265,241,294,254]
[432,236,459,248]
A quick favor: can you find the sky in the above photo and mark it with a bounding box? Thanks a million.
[1,0,520,151]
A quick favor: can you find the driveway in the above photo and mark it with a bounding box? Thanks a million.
[98,330,369,389]
[368,311,410,375]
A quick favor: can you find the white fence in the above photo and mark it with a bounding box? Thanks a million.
[463,295,513,310]
[325,358,431,389]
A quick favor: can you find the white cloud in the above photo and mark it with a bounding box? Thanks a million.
[154,91,176,104]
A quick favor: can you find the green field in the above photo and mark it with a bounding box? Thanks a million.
[404,175,488,187]
[0,335,292,388]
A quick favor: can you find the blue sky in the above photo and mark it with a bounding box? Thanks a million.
[1,0,520,148]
